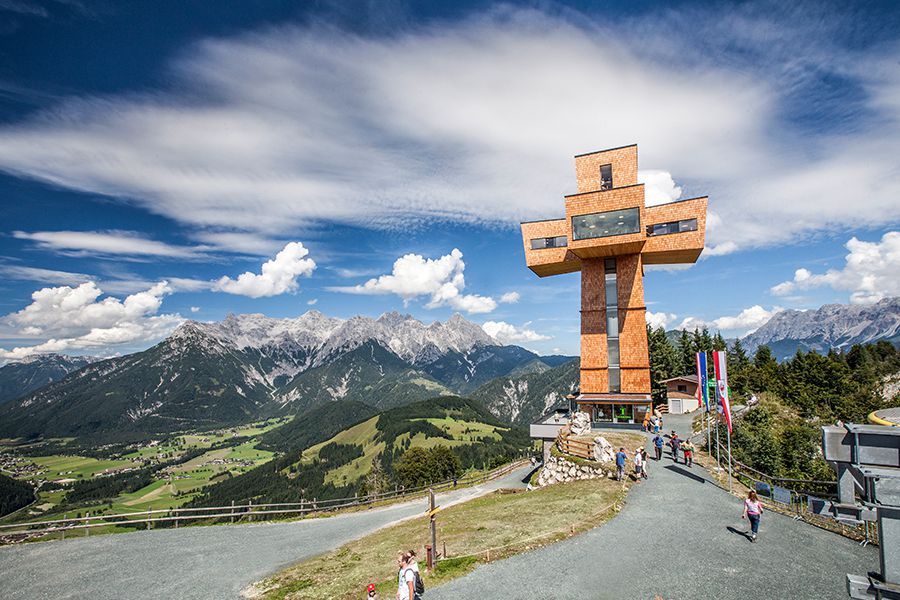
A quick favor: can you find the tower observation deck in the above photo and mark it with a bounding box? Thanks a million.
[521,144,708,425]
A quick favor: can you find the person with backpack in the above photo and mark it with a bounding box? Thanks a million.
[633,448,644,481]
[640,448,649,479]
[397,552,416,600]
[398,550,425,599]
[615,447,627,481]
[669,432,680,463]
[652,433,664,460]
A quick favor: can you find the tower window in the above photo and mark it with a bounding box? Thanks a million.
[600,164,613,190]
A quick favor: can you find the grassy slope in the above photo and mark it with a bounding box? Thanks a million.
[296,412,509,486]
[254,476,633,600]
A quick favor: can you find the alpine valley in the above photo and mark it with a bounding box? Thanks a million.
[0,311,575,440]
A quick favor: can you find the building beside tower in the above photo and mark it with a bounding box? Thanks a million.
[521,144,708,427]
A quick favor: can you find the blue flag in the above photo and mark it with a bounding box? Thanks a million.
[695,351,709,411]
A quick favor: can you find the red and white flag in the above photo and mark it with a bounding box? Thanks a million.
[713,350,733,433]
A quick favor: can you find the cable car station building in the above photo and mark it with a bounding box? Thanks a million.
[521,144,708,427]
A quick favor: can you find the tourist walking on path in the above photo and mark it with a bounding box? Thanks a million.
[638,448,649,479]
[397,552,417,600]
[669,432,680,463]
[681,439,695,468]
[615,447,627,481]
[650,414,660,434]
[742,491,764,542]
[633,448,644,481]
[653,433,664,461]
[366,582,380,599]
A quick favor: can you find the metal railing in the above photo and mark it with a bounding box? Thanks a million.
[0,459,529,544]
[701,439,874,545]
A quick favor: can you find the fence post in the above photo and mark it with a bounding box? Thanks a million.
[248,500,253,522]
[174,508,179,529]
[85,512,90,537]
[231,500,235,523]
[62,514,67,541]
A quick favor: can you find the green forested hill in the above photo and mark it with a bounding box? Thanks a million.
[257,399,379,452]
[188,396,530,508]
[0,472,35,517]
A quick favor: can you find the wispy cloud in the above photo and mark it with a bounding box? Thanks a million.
[13,230,209,259]
[0,6,895,253]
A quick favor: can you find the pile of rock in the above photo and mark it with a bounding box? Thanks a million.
[536,455,610,487]
[593,436,615,463]
[569,411,591,436]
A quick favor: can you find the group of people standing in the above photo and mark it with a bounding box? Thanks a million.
[614,446,650,481]
[651,430,695,467]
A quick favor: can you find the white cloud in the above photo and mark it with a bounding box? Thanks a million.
[771,232,900,304]
[190,306,200,313]
[638,170,682,206]
[0,265,94,286]
[13,230,206,258]
[213,242,316,298]
[499,291,520,304]
[482,321,550,344]
[335,248,497,314]
[0,9,895,252]
[677,305,781,337]
[307,298,318,306]
[0,281,181,361]
[645,311,677,329]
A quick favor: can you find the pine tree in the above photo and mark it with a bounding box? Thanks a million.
[648,325,679,403]
[677,329,695,376]
[727,338,751,399]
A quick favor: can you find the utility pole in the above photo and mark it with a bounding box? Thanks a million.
[429,489,437,568]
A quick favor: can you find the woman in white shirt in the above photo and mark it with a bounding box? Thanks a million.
[633,448,644,481]
[741,490,764,541]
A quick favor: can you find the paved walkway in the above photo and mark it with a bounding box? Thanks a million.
[431,414,879,600]
[0,466,531,600]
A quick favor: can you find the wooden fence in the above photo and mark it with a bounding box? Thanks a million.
[0,459,529,544]
[556,424,594,460]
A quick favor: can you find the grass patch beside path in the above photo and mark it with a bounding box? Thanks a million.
[250,477,630,600]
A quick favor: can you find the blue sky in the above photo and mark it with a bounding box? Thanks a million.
[0,0,899,361]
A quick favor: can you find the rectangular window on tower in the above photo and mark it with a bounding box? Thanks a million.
[600,164,613,190]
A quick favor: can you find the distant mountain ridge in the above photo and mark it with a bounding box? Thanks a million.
[0,311,567,439]
[0,354,94,406]
[742,297,900,360]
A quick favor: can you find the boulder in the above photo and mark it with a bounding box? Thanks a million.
[593,436,615,463]
[570,411,592,436]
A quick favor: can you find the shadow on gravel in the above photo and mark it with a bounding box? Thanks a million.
[664,465,707,484]
[727,525,753,542]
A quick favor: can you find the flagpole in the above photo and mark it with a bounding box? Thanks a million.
[727,421,733,492]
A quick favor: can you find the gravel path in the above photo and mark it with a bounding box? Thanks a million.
[430,414,879,600]
[0,466,531,600]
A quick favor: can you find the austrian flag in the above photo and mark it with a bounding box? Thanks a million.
[713,350,733,433]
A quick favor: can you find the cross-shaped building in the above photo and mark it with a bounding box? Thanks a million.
[521,144,708,426]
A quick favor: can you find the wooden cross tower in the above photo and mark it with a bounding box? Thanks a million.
[520,144,708,425]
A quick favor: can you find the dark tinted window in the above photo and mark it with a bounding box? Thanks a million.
[572,207,640,240]
[647,218,697,236]
[530,235,568,250]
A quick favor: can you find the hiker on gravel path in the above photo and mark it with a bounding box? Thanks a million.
[633,448,643,481]
[669,432,680,463]
[397,552,416,600]
[652,433,664,461]
[681,439,695,468]
[615,447,627,481]
[640,448,649,479]
[741,490,764,542]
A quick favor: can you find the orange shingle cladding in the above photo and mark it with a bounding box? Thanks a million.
[520,143,707,399]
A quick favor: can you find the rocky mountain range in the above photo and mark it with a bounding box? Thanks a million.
[0,311,568,439]
[0,354,94,407]
[742,297,900,360]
